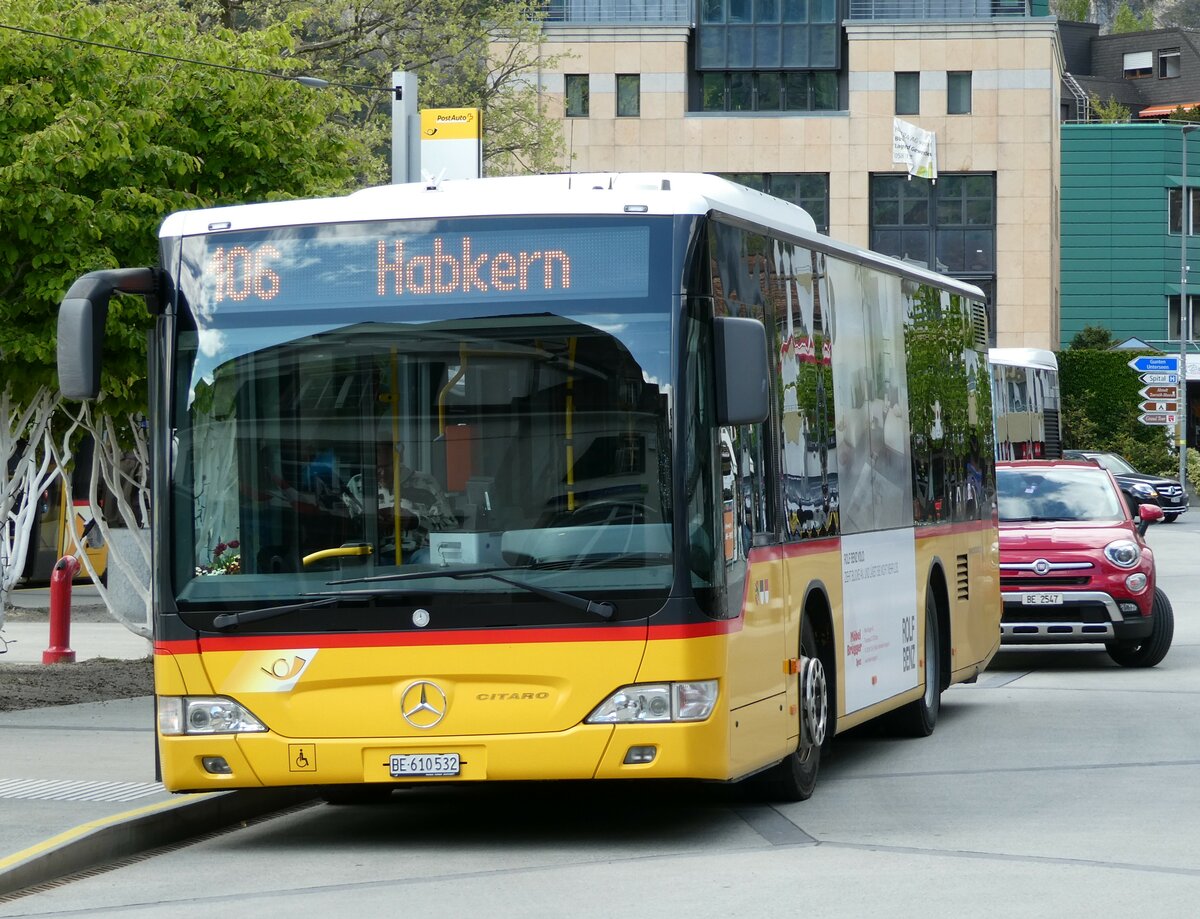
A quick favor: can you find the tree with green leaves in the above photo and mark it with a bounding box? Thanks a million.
[1090,95,1131,123]
[1110,0,1154,32]
[195,0,570,178]
[2,0,361,405]
[1069,324,1116,350]
[1059,349,1174,475]
[0,0,363,620]
[1166,105,1200,123]
[1051,0,1089,21]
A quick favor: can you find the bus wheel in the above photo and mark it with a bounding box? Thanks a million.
[321,784,395,805]
[887,589,940,737]
[759,617,827,802]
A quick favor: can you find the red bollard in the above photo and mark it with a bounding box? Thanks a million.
[43,555,80,665]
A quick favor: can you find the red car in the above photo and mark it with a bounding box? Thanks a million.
[997,459,1174,668]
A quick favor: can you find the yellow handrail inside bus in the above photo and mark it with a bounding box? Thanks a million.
[437,344,470,436]
[302,544,373,567]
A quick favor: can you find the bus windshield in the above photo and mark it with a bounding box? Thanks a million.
[170,216,677,609]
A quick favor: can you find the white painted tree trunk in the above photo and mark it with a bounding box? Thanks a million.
[50,402,152,639]
[1,386,61,631]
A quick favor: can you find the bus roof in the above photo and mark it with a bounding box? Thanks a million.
[159,172,985,300]
[987,347,1059,372]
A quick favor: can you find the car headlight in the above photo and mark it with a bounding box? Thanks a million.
[1104,539,1141,569]
[586,681,719,724]
[158,697,268,735]
[1128,483,1158,500]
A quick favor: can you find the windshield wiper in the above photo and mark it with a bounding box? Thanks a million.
[211,596,340,631]
[528,552,674,571]
[327,566,616,620]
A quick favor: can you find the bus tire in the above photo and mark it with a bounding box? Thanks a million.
[887,588,941,737]
[758,616,828,802]
[321,784,395,805]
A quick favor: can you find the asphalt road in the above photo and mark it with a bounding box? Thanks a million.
[3,513,1199,918]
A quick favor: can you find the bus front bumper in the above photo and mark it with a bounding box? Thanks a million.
[159,718,735,793]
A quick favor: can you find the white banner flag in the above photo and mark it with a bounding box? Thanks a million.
[892,118,937,181]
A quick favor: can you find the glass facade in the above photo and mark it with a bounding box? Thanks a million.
[697,0,840,70]
[700,71,838,112]
[871,173,995,275]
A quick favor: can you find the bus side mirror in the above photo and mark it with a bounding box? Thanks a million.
[713,316,769,426]
[57,268,160,400]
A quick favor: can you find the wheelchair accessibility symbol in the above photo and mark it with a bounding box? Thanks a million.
[289,744,317,772]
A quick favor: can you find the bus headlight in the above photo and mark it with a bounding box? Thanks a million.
[586,681,718,724]
[158,697,268,736]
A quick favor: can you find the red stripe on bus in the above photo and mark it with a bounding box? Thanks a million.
[154,618,739,655]
[915,520,988,539]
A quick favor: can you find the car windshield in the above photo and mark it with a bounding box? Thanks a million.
[997,466,1125,522]
[1089,453,1136,475]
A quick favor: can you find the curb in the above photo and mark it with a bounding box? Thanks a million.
[0,788,316,898]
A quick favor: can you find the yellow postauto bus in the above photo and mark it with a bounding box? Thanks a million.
[56,173,1000,802]
[989,346,1062,461]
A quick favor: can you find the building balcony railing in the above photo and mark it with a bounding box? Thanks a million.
[540,0,693,25]
[537,0,1032,26]
[847,0,1029,19]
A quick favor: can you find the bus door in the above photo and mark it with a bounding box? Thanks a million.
[723,423,788,773]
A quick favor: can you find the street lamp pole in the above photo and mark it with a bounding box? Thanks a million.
[1180,125,1197,489]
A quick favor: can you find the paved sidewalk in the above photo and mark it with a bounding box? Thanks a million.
[0,590,309,898]
[2,585,151,663]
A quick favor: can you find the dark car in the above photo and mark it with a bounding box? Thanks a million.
[997,459,1174,667]
[1062,450,1188,522]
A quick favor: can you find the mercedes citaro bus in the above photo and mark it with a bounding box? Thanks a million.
[57,173,1001,803]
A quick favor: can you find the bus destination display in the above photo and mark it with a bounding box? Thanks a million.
[199,225,651,311]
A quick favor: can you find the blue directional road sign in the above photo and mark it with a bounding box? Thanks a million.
[1127,355,1180,373]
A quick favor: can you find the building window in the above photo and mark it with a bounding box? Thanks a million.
[699,71,837,112]
[1168,187,1200,235]
[616,74,641,117]
[1168,294,1200,340]
[1160,49,1181,79]
[1123,51,1153,79]
[717,172,830,234]
[870,173,996,297]
[872,173,997,345]
[565,74,590,117]
[934,175,995,273]
[896,72,920,115]
[948,71,972,115]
